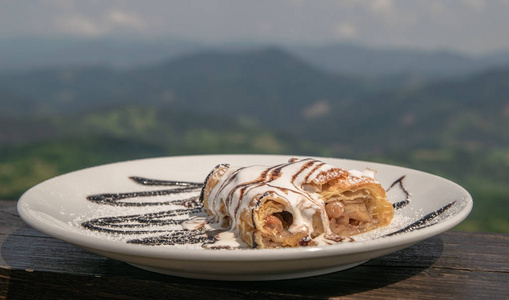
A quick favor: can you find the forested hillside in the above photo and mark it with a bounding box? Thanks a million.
[1,47,507,232]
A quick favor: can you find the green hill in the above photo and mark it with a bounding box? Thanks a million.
[0,47,507,233]
[0,48,367,125]
[0,105,325,199]
[300,67,509,151]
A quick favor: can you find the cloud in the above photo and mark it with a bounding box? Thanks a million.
[369,0,394,14]
[107,10,146,31]
[333,23,358,39]
[53,10,146,37]
[364,0,418,28]
[54,14,104,37]
[3,0,509,54]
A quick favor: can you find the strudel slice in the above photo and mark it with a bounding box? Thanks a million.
[200,158,393,248]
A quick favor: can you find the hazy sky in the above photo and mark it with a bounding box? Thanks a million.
[1,0,508,54]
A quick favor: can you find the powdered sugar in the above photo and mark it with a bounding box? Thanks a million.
[75,163,459,250]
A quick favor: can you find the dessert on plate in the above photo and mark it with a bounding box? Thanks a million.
[200,158,394,248]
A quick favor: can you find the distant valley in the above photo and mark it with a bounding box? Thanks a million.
[1,47,507,153]
[0,43,508,233]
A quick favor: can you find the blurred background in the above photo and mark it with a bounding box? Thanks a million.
[0,0,508,232]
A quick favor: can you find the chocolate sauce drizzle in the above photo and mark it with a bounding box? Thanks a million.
[86,176,203,207]
[129,176,201,187]
[82,208,203,234]
[384,201,456,237]
[80,173,457,248]
[387,176,410,210]
[82,176,207,245]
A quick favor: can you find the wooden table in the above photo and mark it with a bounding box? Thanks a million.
[0,200,507,299]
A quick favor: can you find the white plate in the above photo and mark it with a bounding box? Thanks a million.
[17,155,472,280]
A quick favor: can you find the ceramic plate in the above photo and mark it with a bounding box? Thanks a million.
[17,155,472,280]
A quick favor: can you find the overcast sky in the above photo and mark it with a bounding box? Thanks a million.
[1,0,508,54]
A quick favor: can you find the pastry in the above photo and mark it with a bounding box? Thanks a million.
[200,158,394,248]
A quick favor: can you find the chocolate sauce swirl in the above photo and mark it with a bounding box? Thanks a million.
[80,173,456,248]
[384,201,456,237]
[129,176,202,187]
[82,208,204,233]
[387,176,410,210]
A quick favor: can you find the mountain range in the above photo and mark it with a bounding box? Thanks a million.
[290,43,509,76]
[3,37,509,77]
[1,46,507,153]
[0,48,367,120]
[0,44,508,232]
[0,37,206,72]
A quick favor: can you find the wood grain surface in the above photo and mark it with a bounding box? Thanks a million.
[1,200,508,299]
